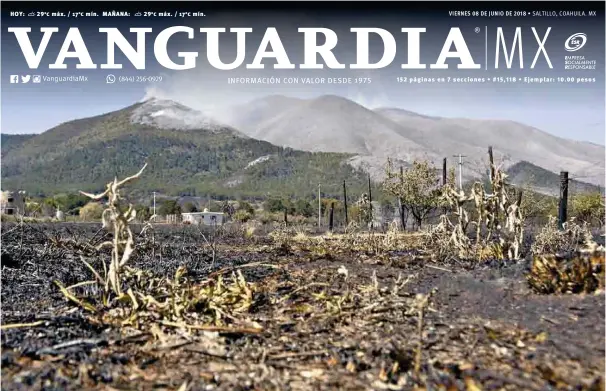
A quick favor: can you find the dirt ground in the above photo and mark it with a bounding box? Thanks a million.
[1,222,604,390]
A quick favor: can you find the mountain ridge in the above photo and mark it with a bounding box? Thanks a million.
[213,94,604,187]
[0,99,373,199]
[2,96,603,200]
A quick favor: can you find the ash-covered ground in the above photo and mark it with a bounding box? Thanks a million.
[1,222,604,390]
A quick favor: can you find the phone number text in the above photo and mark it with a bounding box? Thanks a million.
[118,75,163,83]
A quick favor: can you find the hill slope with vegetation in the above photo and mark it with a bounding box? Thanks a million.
[1,101,372,200]
[506,161,603,196]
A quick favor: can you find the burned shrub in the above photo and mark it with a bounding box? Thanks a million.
[527,218,605,294]
[527,250,605,294]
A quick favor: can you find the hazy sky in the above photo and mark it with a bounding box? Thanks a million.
[2,2,604,145]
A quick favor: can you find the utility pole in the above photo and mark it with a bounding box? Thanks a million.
[368,175,373,229]
[453,154,466,190]
[152,191,156,217]
[318,183,321,229]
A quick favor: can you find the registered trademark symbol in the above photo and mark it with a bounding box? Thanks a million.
[474,27,480,33]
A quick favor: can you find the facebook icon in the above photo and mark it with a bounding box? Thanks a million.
[10,75,19,83]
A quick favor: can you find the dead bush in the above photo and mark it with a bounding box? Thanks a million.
[531,216,594,255]
[419,151,523,261]
[53,164,261,335]
[79,202,104,221]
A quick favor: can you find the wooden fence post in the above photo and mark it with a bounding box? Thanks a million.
[517,190,523,207]
[329,202,335,232]
[488,146,495,182]
[343,180,348,227]
[487,146,500,226]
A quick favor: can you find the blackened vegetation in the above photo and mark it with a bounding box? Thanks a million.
[1,222,605,390]
[528,252,605,294]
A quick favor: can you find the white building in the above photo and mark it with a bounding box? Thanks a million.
[182,209,226,226]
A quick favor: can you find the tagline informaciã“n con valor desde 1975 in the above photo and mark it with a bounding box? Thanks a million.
[224,76,596,85]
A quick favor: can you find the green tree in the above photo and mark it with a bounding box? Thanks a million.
[159,199,181,216]
[221,200,236,217]
[135,204,152,221]
[53,193,89,214]
[40,198,58,217]
[264,198,284,213]
[182,201,198,213]
[295,199,314,217]
[520,191,557,226]
[348,205,361,225]
[79,202,104,221]
[383,159,443,229]
[282,199,296,215]
[233,209,252,223]
[208,201,222,212]
[25,200,42,218]
[320,198,345,225]
[571,192,605,228]
[238,201,255,215]
[320,198,340,215]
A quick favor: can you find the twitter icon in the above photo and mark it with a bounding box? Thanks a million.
[21,75,31,83]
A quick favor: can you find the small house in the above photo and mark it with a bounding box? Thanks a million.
[182,209,226,226]
[0,190,26,216]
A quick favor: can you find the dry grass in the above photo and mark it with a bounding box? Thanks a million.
[50,165,264,337]
[268,222,424,257]
[531,216,596,255]
[421,154,524,262]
